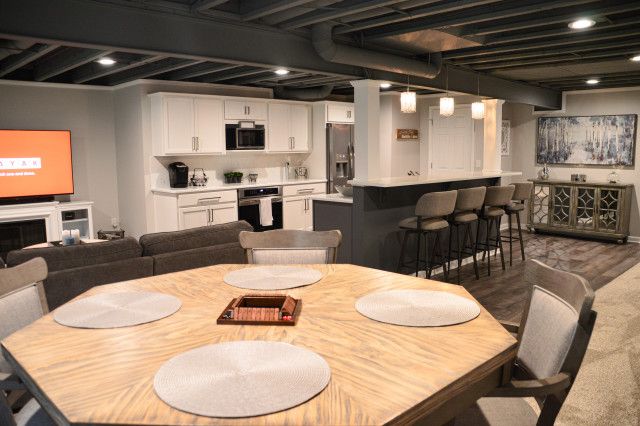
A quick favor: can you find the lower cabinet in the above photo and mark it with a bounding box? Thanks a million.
[282,183,326,231]
[178,204,238,230]
[153,190,238,232]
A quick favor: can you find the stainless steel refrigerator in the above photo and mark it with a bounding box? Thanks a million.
[326,123,355,193]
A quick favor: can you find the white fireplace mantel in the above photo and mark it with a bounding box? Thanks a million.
[0,201,94,241]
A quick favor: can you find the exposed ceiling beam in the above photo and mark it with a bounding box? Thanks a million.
[72,55,165,83]
[536,71,640,84]
[200,67,270,83]
[452,40,640,65]
[445,27,640,60]
[34,48,113,81]
[334,0,501,34]
[0,43,58,78]
[279,0,406,31]
[358,0,598,38]
[241,0,317,22]
[336,0,442,24]
[190,0,231,13]
[168,63,241,80]
[474,48,640,70]
[0,0,561,108]
[237,72,310,85]
[460,2,640,37]
[260,0,342,25]
[107,58,204,85]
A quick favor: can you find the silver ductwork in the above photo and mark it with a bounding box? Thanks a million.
[312,23,441,79]
[274,84,335,101]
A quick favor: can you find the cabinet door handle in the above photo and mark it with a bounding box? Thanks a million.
[293,137,296,149]
[209,209,214,224]
[297,189,313,194]
[192,136,195,151]
[196,137,200,151]
[248,105,251,115]
[198,196,222,205]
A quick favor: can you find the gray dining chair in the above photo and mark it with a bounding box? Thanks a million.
[239,230,342,264]
[0,257,53,426]
[455,259,597,426]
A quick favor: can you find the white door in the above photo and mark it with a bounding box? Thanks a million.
[165,96,195,154]
[210,204,238,225]
[245,101,268,120]
[290,104,310,152]
[268,103,292,152]
[283,196,307,230]
[178,206,209,230]
[194,98,224,154]
[429,106,474,172]
[224,100,248,119]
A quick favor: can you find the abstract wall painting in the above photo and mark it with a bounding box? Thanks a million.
[501,120,510,156]
[536,115,637,166]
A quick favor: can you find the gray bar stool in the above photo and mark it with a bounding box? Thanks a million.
[476,185,515,276]
[447,186,486,283]
[502,182,533,266]
[397,190,457,279]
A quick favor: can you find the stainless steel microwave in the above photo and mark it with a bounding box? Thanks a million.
[225,122,265,150]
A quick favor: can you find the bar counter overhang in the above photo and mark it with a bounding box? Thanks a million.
[348,171,522,271]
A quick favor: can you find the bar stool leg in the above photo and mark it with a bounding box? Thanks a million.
[457,224,464,284]
[508,212,513,266]
[516,211,525,261]
[448,225,453,279]
[397,231,409,273]
[486,218,492,276]
[427,231,440,279]
[497,216,506,270]
[415,232,422,277]
[469,222,480,280]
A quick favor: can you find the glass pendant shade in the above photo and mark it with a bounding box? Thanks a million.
[440,96,455,117]
[471,101,485,119]
[400,91,416,113]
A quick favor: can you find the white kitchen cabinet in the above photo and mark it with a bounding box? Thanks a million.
[151,94,224,155]
[154,189,238,232]
[282,183,325,230]
[327,103,354,124]
[267,102,310,153]
[224,99,267,120]
[178,203,238,230]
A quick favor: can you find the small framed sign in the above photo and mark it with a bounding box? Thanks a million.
[396,129,419,140]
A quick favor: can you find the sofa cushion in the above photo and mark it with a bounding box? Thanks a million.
[152,242,245,275]
[139,221,252,256]
[6,237,142,272]
[44,257,154,309]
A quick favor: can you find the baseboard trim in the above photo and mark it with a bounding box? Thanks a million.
[415,249,502,278]
[628,236,640,243]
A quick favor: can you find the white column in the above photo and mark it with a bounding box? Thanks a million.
[482,99,505,173]
[351,79,381,180]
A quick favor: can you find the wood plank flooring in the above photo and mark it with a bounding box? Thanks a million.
[449,231,640,323]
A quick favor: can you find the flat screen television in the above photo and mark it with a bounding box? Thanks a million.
[0,130,74,200]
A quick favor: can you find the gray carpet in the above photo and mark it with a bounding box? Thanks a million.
[557,262,640,425]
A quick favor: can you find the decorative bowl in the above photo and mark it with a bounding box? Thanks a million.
[335,185,353,197]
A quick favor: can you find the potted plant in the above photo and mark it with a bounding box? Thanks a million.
[233,172,243,183]
[224,172,244,184]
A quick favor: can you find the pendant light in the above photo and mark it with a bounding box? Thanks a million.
[471,73,485,120]
[401,75,416,113]
[440,65,454,117]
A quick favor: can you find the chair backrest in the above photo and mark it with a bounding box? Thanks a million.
[239,230,342,264]
[0,257,48,374]
[484,185,515,207]
[517,259,595,380]
[512,182,533,202]
[455,187,486,212]
[415,190,457,218]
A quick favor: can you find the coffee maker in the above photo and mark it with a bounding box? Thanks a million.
[168,162,189,188]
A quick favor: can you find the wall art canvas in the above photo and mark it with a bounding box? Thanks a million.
[536,114,637,166]
[501,120,510,156]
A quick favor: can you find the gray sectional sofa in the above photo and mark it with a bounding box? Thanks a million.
[5,221,252,309]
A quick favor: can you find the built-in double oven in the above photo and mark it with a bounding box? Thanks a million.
[225,121,265,150]
[237,186,283,232]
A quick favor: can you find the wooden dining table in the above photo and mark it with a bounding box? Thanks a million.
[1,264,517,425]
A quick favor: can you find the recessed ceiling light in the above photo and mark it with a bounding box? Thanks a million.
[631,55,640,62]
[568,18,595,29]
[586,79,600,85]
[380,82,391,89]
[274,68,290,75]
[96,57,116,66]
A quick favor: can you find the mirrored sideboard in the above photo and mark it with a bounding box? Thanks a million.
[528,179,633,243]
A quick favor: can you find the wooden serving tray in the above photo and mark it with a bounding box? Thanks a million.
[217,295,301,326]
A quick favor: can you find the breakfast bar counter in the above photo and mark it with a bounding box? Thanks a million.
[314,171,521,271]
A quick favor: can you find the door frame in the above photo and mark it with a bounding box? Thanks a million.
[427,104,475,172]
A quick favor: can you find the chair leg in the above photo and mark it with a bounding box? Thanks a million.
[448,225,453,279]
[516,212,525,261]
[397,231,409,272]
[486,218,492,276]
[497,216,506,270]
[415,232,422,277]
[508,212,513,266]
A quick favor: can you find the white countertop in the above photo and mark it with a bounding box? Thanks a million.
[151,179,327,194]
[349,171,522,188]
[309,193,353,204]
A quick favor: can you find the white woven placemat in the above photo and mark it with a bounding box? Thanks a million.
[53,291,182,329]
[154,341,331,418]
[355,290,480,327]
[223,266,323,290]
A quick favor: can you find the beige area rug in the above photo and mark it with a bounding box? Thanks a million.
[557,262,640,425]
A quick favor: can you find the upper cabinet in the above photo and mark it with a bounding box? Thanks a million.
[326,102,354,124]
[267,103,310,153]
[224,100,267,121]
[151,94,224,155]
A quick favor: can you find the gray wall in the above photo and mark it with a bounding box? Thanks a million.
[508,89,640,237]
[0,82,119,233]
